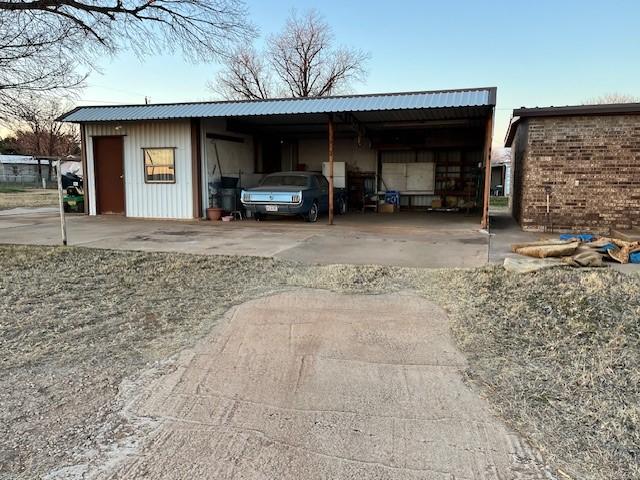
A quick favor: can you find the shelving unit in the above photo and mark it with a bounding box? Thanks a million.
[433,150,482,209]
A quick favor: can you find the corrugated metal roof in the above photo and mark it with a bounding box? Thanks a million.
[60,87,496,123]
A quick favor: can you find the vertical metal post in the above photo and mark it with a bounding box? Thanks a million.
[56,159,67,246]
[481,112,494,230]
[328,116,335,225]
[79,124,89,214]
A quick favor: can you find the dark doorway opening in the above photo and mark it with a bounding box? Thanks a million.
[261,139,282,174]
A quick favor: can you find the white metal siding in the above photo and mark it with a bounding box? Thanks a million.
[85,121,193,219]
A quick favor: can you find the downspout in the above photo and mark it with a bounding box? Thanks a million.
[544,185,553,232]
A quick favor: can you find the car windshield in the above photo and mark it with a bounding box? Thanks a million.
[260,175,308,187]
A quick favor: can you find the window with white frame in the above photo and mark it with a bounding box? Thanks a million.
[143,148,176,183]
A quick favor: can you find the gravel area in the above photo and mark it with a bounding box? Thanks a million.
[1,245,637,479]
[0,189,58,210]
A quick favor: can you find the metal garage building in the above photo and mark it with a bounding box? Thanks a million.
[60,87,497,227]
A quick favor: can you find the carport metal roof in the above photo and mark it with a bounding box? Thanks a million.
[59,87,497,123]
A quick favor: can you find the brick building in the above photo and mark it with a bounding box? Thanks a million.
[505,104,640,233]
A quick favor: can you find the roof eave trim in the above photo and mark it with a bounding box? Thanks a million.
[513,103,640,118]
[504,117,521,147]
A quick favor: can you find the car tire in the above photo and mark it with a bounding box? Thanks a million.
[306,201,319,222]
[337,197,347,215]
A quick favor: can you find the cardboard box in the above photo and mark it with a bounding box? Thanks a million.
[379,203,397,213]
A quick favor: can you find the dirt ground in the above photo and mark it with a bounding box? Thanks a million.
[0,188,58,210]
[1,246,638,479]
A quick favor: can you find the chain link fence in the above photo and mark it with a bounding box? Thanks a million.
[0,175,58,189]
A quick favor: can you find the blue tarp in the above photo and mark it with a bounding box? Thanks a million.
[559,233,596,242]
[597,243,617,253]
[630,251,640,264]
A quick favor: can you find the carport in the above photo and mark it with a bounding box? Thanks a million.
[60,87,496,228]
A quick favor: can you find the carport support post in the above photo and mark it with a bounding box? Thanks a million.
[481,113,494,230]
[328,115,335,225]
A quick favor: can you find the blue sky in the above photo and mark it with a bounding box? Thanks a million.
[79,0,640,145]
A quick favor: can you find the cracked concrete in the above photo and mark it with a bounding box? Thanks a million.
[97,290,554,480]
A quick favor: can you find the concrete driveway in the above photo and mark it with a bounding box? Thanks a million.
[102,290,551,479]
[0,209,488,268]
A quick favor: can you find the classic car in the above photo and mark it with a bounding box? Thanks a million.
[241,171,347,222]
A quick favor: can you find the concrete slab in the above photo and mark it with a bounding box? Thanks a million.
[487,210,554,264]
[0,211,489,268]
[103,290,553,479]
[277,231,487,268]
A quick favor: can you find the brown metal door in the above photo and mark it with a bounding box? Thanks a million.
[93,136,125,214]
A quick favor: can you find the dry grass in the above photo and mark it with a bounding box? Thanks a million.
[0,188,58,210]
[0,247,297,479]
[427,266,640,480]
[0,246,638,479]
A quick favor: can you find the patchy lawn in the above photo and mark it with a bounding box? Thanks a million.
[0,188,59,210]
[0,245,637,479]
[489,195,509,207]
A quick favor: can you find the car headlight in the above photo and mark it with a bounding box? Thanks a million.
[242,193,250,202]
[292,194,301,203]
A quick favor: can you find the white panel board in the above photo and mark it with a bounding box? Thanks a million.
[381,161,435,193]
[381,163,406,191]
[406,162,435,192]
[322,161,346,188]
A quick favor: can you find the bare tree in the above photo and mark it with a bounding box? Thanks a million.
[214,46,273,100]
[0,0,254,118]
[5,95,80,179]
[213,9,369,99]
[0,13,84,120]
[583,93,640,105]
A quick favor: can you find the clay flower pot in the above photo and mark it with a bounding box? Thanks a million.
[206,207,224,221]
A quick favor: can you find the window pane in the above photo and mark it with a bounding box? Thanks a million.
[260,175,308,187]
[144,148,175,183]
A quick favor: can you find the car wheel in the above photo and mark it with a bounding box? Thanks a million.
[306,202,319,222]
[337,197,347,215]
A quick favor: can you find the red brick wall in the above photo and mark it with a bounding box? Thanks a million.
[514,115,640,233]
